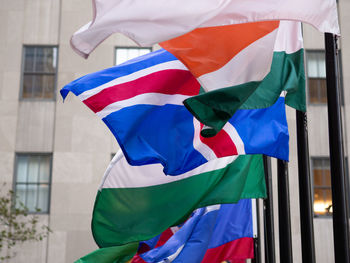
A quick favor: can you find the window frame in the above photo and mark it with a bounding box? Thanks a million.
[19,45,59,101]
[311,156,332,218]
[114,46,152,66]
[311,156,349,218]
[305,50,327,106]
[337,49,344,106]
[306,49,344,106]
[13,152,53,214]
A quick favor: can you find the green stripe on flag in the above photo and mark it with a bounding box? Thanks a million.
[241,49,306,111]
[92,155,266,247]
[74,242,138,263]
[184,81,259,137]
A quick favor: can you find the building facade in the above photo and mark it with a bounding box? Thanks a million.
[0,0,349,262]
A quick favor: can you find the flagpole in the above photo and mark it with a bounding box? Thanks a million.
[296,110,316,263]
[324,32,350,263]
[253,199,262,263]
[263,156,275,263]
[253,237,261,263]
[277,160,293,263]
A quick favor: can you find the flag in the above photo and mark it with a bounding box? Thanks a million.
[131,200,255,263]
[161,21,306,136]
[61,49,289,175]
[91,151,265,248]
[74,243,138,263]
[70,0,339,58]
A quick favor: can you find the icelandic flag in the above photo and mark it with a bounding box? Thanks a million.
[61,49,289,175]
[131,200,254,263]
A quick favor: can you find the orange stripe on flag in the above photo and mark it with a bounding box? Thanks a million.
[160,21,279,78]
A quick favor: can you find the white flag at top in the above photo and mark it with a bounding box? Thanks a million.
[70,0,339,58]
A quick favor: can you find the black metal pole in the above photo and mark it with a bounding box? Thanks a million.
[296,110,316,263]
[253,200,261,263]
[277,159,293,263]
[253,237,260,263]
[263,155,275,263]
[324,32,350,263]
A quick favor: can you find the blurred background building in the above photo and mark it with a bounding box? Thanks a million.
[0,0,349,262]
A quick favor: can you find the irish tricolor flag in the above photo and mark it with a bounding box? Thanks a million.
[161,21,306,135]
[91,151,265,248]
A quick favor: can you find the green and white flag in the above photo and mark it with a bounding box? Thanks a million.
[92,151,266,248]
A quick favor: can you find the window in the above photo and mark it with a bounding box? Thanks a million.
[115,47,152,65]
[306,51,327,104]
[21,46,58,99]
[312,157,332,217]
[306,50,344,105]
[14,154,52,213]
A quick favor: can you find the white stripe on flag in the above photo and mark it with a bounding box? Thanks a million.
[99,152,124,190]
[273,21,303,54]
[170,226,180,234]
[197,28,278,91]
[102,150,238,189]
[78,60,188,101]
[204,204,221,215]
[192,118,218,160]
[96,93,191,119]
[222,122,245,155]
[157,245,185,263]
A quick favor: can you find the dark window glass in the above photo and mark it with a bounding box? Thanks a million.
[306,51,327,104]
[21,46,58,99]
[306,50,343,105]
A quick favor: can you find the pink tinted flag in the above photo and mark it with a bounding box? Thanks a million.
[70,0,339,58]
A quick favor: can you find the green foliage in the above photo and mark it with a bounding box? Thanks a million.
[0,184,51,261]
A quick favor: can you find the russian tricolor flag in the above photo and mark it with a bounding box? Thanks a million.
[61,49,289,175]
[131,200,255,263]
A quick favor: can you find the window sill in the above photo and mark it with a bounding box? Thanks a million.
[19,98,56,102]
